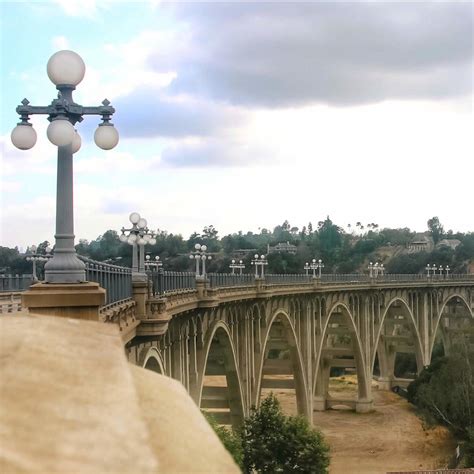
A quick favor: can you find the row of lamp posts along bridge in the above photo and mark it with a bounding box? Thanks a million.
[24,210,453,286]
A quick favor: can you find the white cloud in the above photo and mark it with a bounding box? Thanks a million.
[53,0,98,19]
[52,35,70,50]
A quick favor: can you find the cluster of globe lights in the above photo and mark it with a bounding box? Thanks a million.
[189,243,212,260]
[119,212,157,246]
[10,50,119,152]
[26,245,52,262]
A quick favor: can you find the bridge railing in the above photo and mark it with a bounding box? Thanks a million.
[150,270,196,295]
[208,273,255,288]
[0,275,33,292]
[265,274,313,285]
[79,256,132,305]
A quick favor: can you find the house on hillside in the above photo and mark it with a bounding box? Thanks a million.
[437,239,461,251]
[407,234,434,253]
[267,242,297,255]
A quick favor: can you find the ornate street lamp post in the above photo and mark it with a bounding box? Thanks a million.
[368,261,382,278]
[145,255,163,297]
[251,254,267,278]
[426,264,432,277]
[190,243,212,279]
[11,50,119,283]
[26,245,52,281]
[119,212,156,280]
[145,255,162,271]
[304,259,320,278]
[229,259,245,275]
[315,258,325,278]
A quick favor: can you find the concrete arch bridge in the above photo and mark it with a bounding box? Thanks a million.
[124,276,474,427]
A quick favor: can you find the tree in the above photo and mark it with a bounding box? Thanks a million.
[241,394,330,473]
[427,216,444,244]
[408,346,474,437]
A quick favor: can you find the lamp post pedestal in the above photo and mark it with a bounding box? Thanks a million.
[196,278,208,299]
[21,282,105,321]
[132,280,148,319]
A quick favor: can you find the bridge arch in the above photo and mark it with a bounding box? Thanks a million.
[314,301,371,412]
[197,320,245,428]
[140,347,165,375]
[430,293,474,361]
[371,297,424,390]
[255,308,310,418]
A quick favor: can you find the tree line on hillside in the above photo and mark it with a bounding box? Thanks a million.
[1,217,473,276]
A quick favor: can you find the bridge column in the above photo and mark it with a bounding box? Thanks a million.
[313,360,329,411]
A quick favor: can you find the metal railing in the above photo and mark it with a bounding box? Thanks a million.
[208,273,255,288]
[79,256,132,305]
[150,270,196,296]
[265,274,313,285]
[0,275,33,292]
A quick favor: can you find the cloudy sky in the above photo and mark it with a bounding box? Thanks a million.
[1,0,472,249]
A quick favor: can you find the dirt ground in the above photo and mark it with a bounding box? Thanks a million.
[206,374,456,473]
[264,375,456,474]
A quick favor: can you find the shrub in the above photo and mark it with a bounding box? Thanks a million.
[241,394,330,473]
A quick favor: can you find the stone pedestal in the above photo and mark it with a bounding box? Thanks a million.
[132,280,148,319]
[196,278,207,298]
[22,282,105,321]
[313,396,327,411]
[355,398,373,413]
[376,377,392,391]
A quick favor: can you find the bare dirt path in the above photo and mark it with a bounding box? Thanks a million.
[266,377,456,474]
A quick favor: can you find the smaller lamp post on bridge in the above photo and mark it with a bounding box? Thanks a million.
[26,245,52,281]
[251,254,267,279]
[229,259,245,275]
[145,255,162,271]
[368,261,383,279]
[145,255,163,297]
[189,243,212,279]
[304,259,323,278]
[315,258,324,279]
[426,264,433,277]
[119,212,156,281]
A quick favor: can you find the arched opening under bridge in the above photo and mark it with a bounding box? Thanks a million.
[314,303,371,413]
[257,311,309,418]
[199,324,244,429]
[372,298,424,391]
[142,348,165,375]
[430,295,474,364]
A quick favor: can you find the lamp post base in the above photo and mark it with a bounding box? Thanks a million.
[44,253,86,283]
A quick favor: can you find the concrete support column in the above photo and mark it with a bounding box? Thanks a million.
[22,282,105,320]
[355,398,373,413]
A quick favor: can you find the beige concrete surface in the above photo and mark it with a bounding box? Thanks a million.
[0,314,238,473]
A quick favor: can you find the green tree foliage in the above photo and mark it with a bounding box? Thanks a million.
[408,346,474,437]
[3,217,474,275]
[427,216,444,244]
[241,394,330,473]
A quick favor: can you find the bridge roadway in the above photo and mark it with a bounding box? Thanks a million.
[118,275,474,427]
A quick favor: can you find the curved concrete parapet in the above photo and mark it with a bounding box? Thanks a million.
[0,314,239,473]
